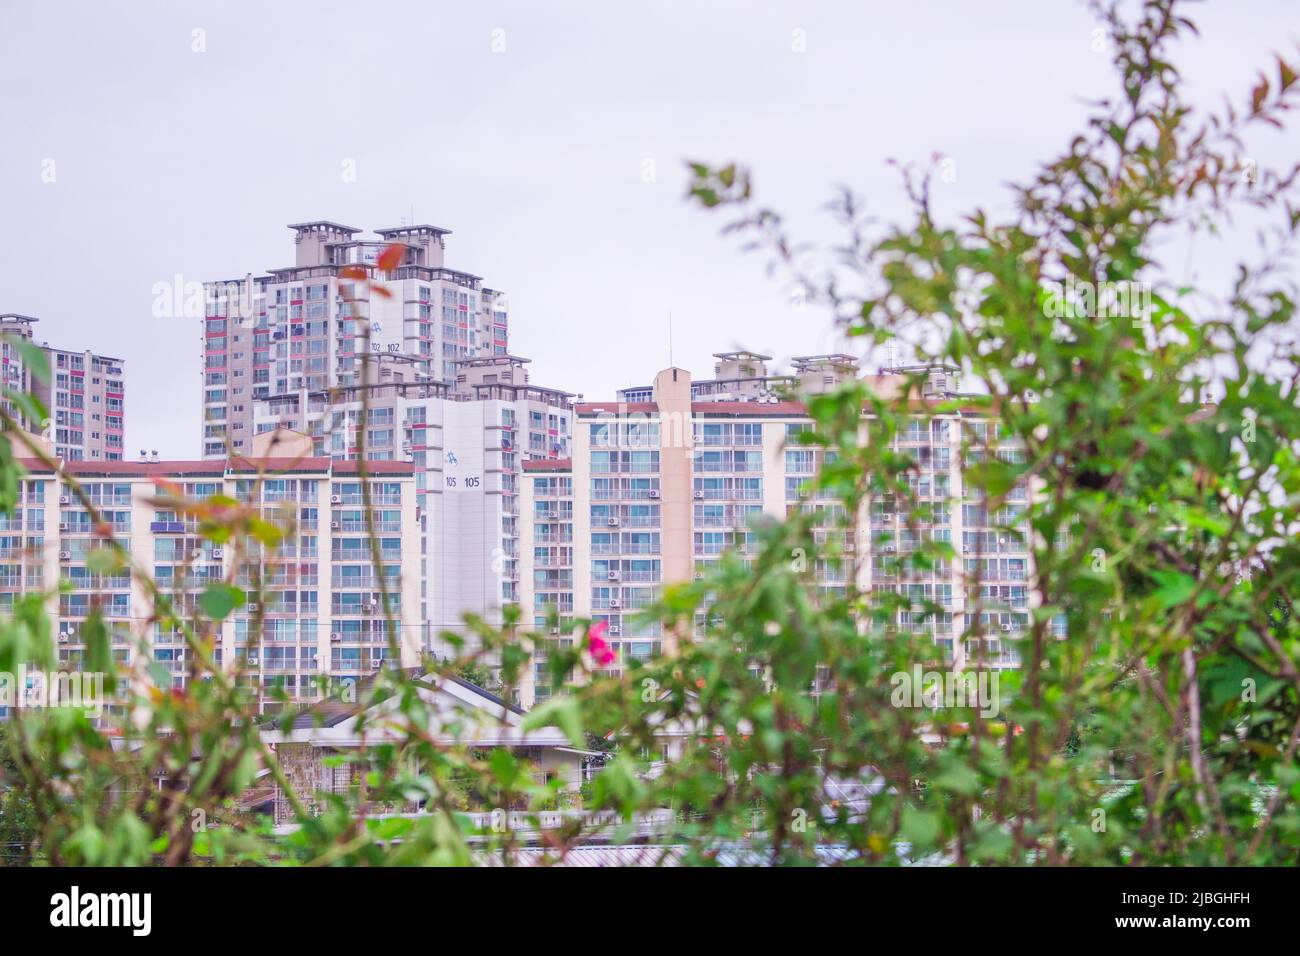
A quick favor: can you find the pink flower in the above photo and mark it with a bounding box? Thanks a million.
[586,621,616,666]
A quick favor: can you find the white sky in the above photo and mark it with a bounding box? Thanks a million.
[1,0,1296,457]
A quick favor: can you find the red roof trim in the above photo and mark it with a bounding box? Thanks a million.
[15,457,415,478]
[523,459,572,472]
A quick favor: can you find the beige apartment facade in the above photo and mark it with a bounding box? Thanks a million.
[0,451,420,717]
[518,356,1041,708]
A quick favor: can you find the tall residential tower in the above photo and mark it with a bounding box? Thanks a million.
[1,314,126,462]
[201,221,509,459]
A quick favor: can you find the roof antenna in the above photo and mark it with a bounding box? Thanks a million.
[668,310,674,368]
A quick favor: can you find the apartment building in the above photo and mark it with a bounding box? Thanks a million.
[518,458,575,701]
[250,354,573,652]
[201,221,510,459]
[517,355,1039,706]
[0,446,420,716]
[0,314,126,462]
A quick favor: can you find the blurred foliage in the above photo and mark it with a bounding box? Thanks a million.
[1,0,1299,865]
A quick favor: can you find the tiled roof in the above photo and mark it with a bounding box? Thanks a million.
[262,670,521,731]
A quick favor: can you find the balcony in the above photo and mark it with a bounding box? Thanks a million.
[331,519,401,534]
[331,548,401,562]
[331,493,402,506]
[620,543,660,555]
[533,532,572,544]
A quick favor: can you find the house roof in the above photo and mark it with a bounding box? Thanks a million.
[260,670,559,748]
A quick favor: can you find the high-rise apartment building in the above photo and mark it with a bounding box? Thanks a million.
[517,353,1042,707]
[201,221,510,459]
[251,354,573,651]
[0,314,126,462]
[0,443,420,717]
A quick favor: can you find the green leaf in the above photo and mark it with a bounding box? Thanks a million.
[901,805,941,848]
[3,335,51,384]
[199,583,245,621]
[1151,570,1196,609]
[934,764,980,796]
[1,388,49,435]
[522,696,584,748]
[85,547,124,575]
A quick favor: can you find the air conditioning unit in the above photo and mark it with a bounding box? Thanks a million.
[59,494,70,504]
[1000,624,1013,633]
[692,491,704,499]
[211,548,224,559]
[57,633,69,644]
[609,625,621,636]
[246,655,259,666]
[58,550,71,561]
[648,490,660,499]
[549,627,560,635]
[607,571,619,581]
[608,599,621,609]
[884,545,896,554]
[606,518,619,527]
[176,649,185,660]
[246,602,260,612]
[330,521,340,530]
[694,572,704,580]
[330,494,342,504]
[330,632,341,642]
[59,522,69,532]
[371,658,382,669]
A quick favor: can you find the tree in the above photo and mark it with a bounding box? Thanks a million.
[0,0,1297,866]
[0,724,40,866]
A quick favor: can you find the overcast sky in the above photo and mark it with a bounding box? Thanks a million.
[1,1,1295,457]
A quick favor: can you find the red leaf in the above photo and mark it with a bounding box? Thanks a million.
[376,243,405,271]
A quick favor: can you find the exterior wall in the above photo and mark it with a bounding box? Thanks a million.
[0,457,419,718]
[519,461,574,706]
[432,399,506,648]
[654,368,694,588]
